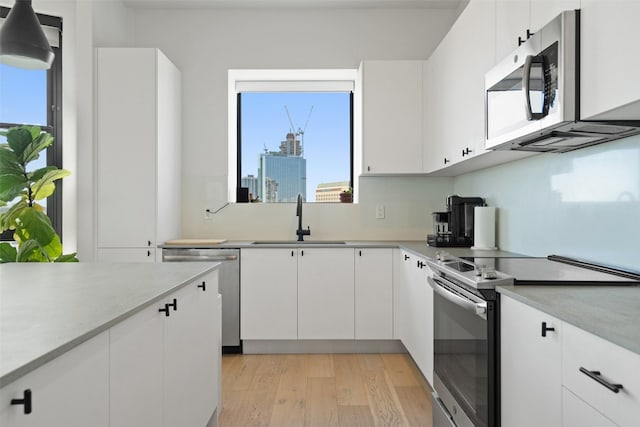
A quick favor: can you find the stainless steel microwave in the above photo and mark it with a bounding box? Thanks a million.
[485,10,640,153]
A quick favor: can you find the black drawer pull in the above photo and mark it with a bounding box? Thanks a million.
[11,389,32,414]
[167,298,177,311]
[541,321,555,337]
[404,254,410,261]
[198,281,206,291]
[579,367,623,393]
[159,305,170,317]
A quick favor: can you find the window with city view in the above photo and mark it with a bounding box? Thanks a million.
[238,92,352,203]
[0,7,62,239]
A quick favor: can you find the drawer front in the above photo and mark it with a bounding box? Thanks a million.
[562,322,640,426]
[562,387,616,427]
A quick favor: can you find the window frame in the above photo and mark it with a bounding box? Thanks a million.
[0,7,63,240]
[228,69,361,204]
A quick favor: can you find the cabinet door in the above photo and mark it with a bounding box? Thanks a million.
[500,295,562,427]
[495,0,529,61]
[241,248,298,339]
[362,60,423,174]
[298,248,355,339]
[406,257,433,385]
[162,283,204,427]
[190,271,220,426]
[562,387,617,427]
[0,333,109,427]
[393,249,412,343]
[530,0,580,34]
[354,248,393,339]
[109,302,164,426]
[96,48,158,248]
[580,0,640,119]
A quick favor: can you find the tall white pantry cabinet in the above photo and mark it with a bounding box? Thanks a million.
[96,48,182,262]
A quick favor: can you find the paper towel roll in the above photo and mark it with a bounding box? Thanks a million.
[472,206,497,250]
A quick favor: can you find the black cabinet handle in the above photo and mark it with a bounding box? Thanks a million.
[462,147,473,157]
[198,281,206,291]
[518,29,535,46]
[444,158,450,164]
[147,240,152,247]
[404,254,410,261]
[417,260,425,269]
[527,29,534,39]
[291,250,294,257]
[11,389,32,414]
[359,250,362,257]
[167,298,177,311]
[518,35,525,46]
[301,250,304,256]
[541,321,555,337]
[147,250,151,257]
[579,367,623,393]
[159,305,170,317]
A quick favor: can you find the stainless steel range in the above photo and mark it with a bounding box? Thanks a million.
[427,252,640,427]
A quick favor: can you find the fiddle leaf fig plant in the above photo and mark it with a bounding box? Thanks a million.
[0,126,78,263]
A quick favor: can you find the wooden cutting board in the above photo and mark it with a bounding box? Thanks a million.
[164,239,227,245]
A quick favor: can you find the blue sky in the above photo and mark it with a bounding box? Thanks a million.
[241,92,351,202]
[0,63,47,126]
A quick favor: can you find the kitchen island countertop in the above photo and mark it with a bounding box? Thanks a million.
[0,262,218,387]
[497,285,640,355]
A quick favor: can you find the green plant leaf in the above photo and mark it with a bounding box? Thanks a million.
[16,239,46,262]
[0,199,28,232]
[0,173,28,203]
[13,208,61,261]
[31,169,70,201]
[6,127,37,160]
[54,252,79,262]
[0,145,23,176]
[21,132,54,165]
[0,242,17,263]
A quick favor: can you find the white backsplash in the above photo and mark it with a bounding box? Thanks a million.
[454,136,640,271]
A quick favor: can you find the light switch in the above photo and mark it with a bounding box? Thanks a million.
[375,204,385,219]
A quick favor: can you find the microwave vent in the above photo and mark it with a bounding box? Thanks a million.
[571,124,634,135]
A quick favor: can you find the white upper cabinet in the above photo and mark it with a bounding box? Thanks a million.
[361,60,424,175]
[495,0,581,62]
[580,0,640,120]
[424,0,496,173]
[96,48,182,261]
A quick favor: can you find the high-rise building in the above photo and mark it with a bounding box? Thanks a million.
[315,181,350,203]
[241,175,259,201]
[258,150,306,203]
[279,132,302,156]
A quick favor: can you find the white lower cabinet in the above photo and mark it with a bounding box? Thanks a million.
[562,387,617,427]
[241,247,393,341]
[500,295,562,427]
[110,271,220,427]
[240,248,298,340]
[0,333,109,427]
[393,249,433,385]
[501,294,640,427]
[97,248,157,263]
[354,248,393,339]
[298,248,355,339]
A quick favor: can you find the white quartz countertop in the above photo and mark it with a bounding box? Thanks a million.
[0,262,218,387]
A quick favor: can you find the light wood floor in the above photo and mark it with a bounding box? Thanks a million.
[219,353,433,427]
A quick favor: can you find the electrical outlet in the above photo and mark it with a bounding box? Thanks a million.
[375,204,385,219]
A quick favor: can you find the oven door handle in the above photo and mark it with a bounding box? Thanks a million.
[428,276,487,320]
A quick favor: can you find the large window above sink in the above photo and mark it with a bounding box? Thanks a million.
[228,69,360,204]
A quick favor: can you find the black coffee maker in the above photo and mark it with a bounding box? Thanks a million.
[427,195,485,247]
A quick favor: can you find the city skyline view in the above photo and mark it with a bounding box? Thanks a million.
[240,92,351,202]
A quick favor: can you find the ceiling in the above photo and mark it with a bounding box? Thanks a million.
[121,0,467,9]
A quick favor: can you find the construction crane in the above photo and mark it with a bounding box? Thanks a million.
[284,105,314,156]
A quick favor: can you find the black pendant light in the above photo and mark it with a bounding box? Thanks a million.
[0,0,55,69]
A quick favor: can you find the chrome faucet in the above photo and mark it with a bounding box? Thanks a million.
[296,193,311,241]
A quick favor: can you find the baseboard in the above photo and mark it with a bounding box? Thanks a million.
[242,339,407,354]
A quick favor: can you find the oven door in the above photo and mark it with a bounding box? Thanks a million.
[429,276,497,427]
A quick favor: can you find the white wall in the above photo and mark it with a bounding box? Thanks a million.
[130,6,460,240]
[454,136,640,271]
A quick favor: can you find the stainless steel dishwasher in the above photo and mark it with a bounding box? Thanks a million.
[162,248,241,353]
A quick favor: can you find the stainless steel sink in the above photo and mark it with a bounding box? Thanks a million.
[251,240,346,245]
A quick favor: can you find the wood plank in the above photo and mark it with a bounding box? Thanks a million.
[337,405,376,427]
[226,354,263,391]
[305,377,339,427]
[362,370,410,427]
[382,353,419,387]
[358,353,386,372]
[333,354,369,406]
[308,354,334,377]
[269,355,309,427]
[394,385,432,427]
